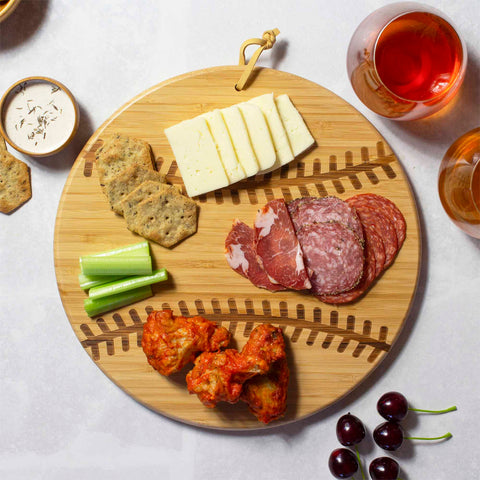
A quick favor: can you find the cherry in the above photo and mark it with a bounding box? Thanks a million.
[373,422,404,451]
[328,448,359,479]
[369,457,400,480]
[377,392,408,422]
[336,413,366,446]
[374,421,453,451]
[377,391,457,422]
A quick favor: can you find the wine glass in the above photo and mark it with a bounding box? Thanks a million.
[438,127,480,238]
[347,2,467,121]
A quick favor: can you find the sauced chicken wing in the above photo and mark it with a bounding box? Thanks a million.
[186,349,267,407]
[241,324,286,365]
[186,324,288,412]
[142,309,231,376]
[241,358,289,424]
[240,324,289,423]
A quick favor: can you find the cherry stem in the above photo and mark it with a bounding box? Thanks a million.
[408,405,457,414]
[405,432,452,441]
[355,446,366,480]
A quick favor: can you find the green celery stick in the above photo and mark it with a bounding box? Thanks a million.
[84,285,153,317]
[78,273,125,291]
[88,269,168,300]
[84,240,150,258]
[80,256,152,276]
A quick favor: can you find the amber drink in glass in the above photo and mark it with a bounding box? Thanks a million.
[438,128,480,238]
[347,2,467,120]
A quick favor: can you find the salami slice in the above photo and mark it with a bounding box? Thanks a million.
[297,222,364,295]
[348,194,406,248]
[255,199,311,290]
[288,196,364,243]
[347,199,398,268]
[225,220,286,291]
[318,230,377,304]
[366,226,386,276]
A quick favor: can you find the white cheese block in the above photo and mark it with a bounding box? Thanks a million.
[221,105,259,177]
[164,116,230,197]
[201,110,246,184]
[237,103,276,171]
[248,93,294,169]
[275,94,315,156]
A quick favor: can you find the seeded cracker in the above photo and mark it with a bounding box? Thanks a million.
[121,180,170,231]
[95,133,155,186]
[134,186,197,248]
[104,164,166,215]
[0,136,32,214]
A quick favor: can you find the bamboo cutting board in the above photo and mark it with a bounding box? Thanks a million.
[54,66,420,429]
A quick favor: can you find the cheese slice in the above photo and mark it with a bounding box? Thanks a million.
[248,93,294,169]
[201,110,246,184]
[164,116,230,197]
[221,105,259,178]
[238,103,276,171]
[275,94,315,156]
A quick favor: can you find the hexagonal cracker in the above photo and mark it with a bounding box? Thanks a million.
[0,137,32,214]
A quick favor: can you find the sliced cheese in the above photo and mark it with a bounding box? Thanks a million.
[201,110,246,184]
[238,102,276,172]
[221,105,259,177]
[248,93,294,169]
[164,116,229,197]
[275,94,315,156]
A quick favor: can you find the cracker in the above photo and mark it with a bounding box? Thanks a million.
[133,186,197,248]
[95,132,155,185]
[104,164,166,215]
[0,150,32,214]
[121,180,168,231]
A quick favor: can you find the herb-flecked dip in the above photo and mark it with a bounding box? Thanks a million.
[2,79,76,154]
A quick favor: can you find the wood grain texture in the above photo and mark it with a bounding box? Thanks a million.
[54,66,421,429]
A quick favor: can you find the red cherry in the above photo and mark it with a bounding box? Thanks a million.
[328,448,358,478]
[336,413,366,446]
[369,457,400,480]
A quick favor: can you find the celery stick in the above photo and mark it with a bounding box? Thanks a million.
[78,273,125,291]
[88,269,168,300]
[84,241,150,258]
[80,256,152,276]
[84,285,153,317]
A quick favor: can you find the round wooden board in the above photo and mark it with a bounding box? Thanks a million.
[54,66,420,429]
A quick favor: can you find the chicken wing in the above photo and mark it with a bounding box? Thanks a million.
[142,309,231,376]
[240,358,289,424]
[186,324,288,412]
[186,349,267,407]
[241,324,286,365]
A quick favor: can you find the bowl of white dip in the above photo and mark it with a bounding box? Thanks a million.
[0,77,79,157]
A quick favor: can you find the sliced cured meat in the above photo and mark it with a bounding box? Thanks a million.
[318,230,377,304]
[288,196,364,243]
[347,199,398,268]
[348,194,406,248]
[255,199,311,290]
[297,222,364,295]
[225,220,286,291]
[366,226,386,276]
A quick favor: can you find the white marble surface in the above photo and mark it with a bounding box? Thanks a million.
[0,1,479,478]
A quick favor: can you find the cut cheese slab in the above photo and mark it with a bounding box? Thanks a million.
[202,110,246,184]
[238,103,276,172]
[248,93,294,170]
[221,106,259,178]
[275,94,315,156]
[164,117,229,197]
